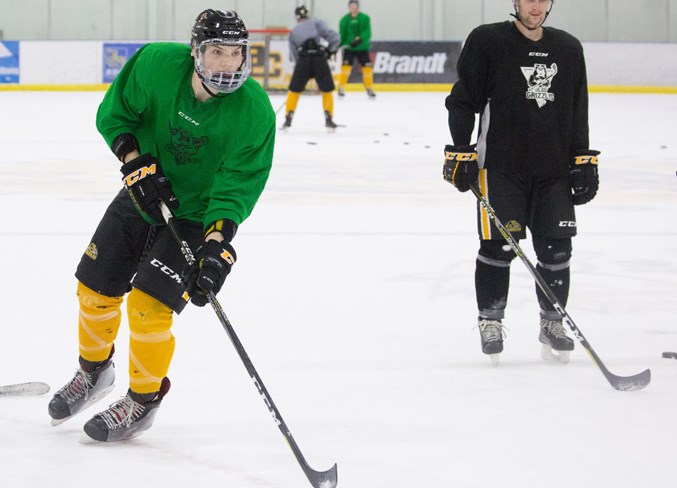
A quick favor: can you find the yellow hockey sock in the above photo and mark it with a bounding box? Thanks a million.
[362,66,374,89]
[77,281,122,363]
[339,65,352,88]
[286,91,300,114]
[127,288,175,394]
[322,92,334,115]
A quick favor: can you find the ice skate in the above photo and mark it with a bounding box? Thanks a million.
[324,110,338,132]
[539,319,574,364]
[48,357,115,426]
[366,88,376,99]
[82,377,170,442]
[478,318,505,366]
[337,87,345,97]
[280,111,294,131]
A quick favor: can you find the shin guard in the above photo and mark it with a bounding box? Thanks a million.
[77,281,122,363]
[285,91,300,114]
[127,288,175,394]
[321,91,334,115]
[339,65,352,88]
[362,66,374,89]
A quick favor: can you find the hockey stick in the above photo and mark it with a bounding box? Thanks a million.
[158,202,338,488]
[0,382,50,396]
[274,100,286,115]
[468,184,651,391]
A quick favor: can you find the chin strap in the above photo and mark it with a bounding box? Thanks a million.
[201,81,226,98]
[510,3,553,31]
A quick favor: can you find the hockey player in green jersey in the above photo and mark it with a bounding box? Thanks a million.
[48,9,275,442]
[338,0,375,98]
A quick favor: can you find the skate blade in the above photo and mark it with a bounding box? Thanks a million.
[326,127,336,133]
[540,343,570,364]
[489,353,500,367]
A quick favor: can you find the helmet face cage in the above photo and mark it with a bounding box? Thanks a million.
[193,37,252,94]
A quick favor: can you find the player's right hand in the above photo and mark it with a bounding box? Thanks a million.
[120,153,179,225]
[443,144,479,193]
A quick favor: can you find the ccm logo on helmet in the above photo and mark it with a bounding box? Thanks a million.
[123,164,156,187]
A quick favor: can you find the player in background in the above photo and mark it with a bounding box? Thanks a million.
[337,0,375,99]
[48,9,275,441]
[281,5,341,131]
[443,0,599,365]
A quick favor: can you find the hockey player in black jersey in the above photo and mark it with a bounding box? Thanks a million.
[443,0,600,365]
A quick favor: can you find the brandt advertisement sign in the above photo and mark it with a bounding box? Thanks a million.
[347,41,461,84]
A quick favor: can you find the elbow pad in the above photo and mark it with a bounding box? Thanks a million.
[111,133,140,162]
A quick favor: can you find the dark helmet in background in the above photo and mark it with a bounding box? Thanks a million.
[295,6,309,20]
[191,9,252,94]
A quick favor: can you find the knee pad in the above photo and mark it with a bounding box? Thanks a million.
[478,240,516,267]
[533,237,572,270]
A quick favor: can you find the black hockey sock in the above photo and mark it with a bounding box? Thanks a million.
[535,264,570,319]
[475,258,510,320]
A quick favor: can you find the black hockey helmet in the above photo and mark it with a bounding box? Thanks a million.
[191,9,249,47]
[190,9,252,94]
[295,6,309,20]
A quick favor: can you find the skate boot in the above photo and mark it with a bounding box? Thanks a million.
[478,318,505,366]
[337,87,345,97]
[83,377,170,442]
[280,111,294,130]
[539,318,574,364]
[324,111,338,132]
[48,354,115,426]
[366,88,376,99]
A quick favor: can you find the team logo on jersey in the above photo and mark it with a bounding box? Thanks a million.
[521,63,558,108]
[505,220,522,232]
[85,243,98,260]
[167,123,209,165]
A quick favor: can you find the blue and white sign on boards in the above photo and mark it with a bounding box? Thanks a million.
[103,43,145,83]
[0,41,20,83]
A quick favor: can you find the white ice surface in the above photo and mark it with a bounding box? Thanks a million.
[0,90,676,487]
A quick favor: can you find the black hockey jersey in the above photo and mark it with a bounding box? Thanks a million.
[446,21,589,177]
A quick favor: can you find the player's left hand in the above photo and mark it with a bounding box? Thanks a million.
[182,240,237,307]
[350,37,361,48]
[569,150,600,205]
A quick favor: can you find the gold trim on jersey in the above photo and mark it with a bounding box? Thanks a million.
[478,169,492,240]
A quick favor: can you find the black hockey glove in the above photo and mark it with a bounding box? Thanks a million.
[443,144,479,193]
[182,239,237,307]
[121,153,178,225]
[569,150,600,205]
[321,46,336,60]
[350,36,362,48]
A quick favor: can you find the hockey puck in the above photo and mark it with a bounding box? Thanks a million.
[662,352,677,359]
[306,141,317,145]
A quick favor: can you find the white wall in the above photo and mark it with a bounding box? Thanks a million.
[1,0,676,42]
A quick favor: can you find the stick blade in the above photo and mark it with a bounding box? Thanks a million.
[0,382,51,396]
[304,463,338,488]
[608,369,651,391]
